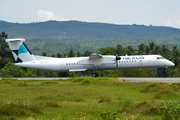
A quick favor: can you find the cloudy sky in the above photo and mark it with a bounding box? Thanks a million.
[1,0,180,28]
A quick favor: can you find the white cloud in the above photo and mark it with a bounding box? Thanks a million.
[37,9,67,21]
[165,12,180,29]
[177,12,180,26]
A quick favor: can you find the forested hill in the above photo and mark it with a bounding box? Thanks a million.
[1,20,180,55]
[1,20,180,39]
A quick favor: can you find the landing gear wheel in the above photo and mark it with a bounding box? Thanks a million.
[92,73,98,77]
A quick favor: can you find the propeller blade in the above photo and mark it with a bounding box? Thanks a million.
[115,47,121,68]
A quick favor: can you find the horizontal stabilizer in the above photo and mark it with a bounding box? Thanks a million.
[6,38,25,42]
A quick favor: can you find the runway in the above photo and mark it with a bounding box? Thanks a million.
[5,77,180,83]
[119,77,180,83]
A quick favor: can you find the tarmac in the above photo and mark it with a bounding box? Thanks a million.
[5,77,180,83]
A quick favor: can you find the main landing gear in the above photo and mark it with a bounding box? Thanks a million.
[92,73,98,77]
[92,67,98,77]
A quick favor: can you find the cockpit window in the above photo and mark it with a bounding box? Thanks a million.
[157,57,165,59]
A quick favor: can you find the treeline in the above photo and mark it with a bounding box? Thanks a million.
[26,35,180,55]
[0,31,180,77]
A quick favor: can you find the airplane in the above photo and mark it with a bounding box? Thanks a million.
[6,38,175,77]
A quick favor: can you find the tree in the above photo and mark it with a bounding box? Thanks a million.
[63,53,66,58]
[41,52,47,56]
[77,52,81,57]
[82,50,92,56]
[99,47,116,55]
[0,32,13,68]
[148,42,156,54]
[117,44,125,56]
[127,45,135,55]
[154,45,160,54]
[51,54,56,57]
[171,48,180,67]
[145,45,150,55]
[137,43,145,55]
[56,53,62,58]
[67,49,75,57]
[160,45,171,59]
[0,62,36,77]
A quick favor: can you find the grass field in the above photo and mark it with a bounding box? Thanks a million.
[0,77,180,120]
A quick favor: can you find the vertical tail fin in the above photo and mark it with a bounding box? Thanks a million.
[6,38,36,63]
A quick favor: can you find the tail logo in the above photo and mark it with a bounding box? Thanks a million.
[12,44,28,63]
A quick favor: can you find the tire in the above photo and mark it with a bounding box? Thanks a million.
[92,73,97,77]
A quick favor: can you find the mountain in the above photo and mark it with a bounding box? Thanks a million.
[1,20,180,55]
[1,20,180,38]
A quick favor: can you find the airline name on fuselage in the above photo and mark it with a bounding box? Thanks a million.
[122,56,144,60]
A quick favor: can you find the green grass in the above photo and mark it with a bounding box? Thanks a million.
[0,77,180,119]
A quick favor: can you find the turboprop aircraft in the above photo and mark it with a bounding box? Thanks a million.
[6,38,174,77]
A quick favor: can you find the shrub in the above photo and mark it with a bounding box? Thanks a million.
[0,102,42,117]
[154,93,162,99]
[81,78,91,84]
[66,96,84,102]
[140,82,175,94]
[99,111,117,120]
[46,101,59,107]
[37,94,66,101]
[17,81,33,86]
[157,101,180,120]
[70,77,85,82]
[98,95,112,103]
[40,81,59,85]
[119,98,133,108]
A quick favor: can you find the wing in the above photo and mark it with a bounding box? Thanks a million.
[78,53,115,66]
[89,53,102,59]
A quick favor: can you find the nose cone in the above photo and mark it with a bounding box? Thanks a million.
[166,61,175,67]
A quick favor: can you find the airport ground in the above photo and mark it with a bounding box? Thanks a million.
[10,77,180,83]
[0,77,180,120]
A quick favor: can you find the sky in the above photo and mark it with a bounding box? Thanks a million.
[1,0,180,29]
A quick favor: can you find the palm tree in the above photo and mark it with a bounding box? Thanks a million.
[137,43,145,55]
[171,48,180,67]
[148,42,156,54]
[160,45,171,59]
[154,45,160,54]
[145,45,150,55]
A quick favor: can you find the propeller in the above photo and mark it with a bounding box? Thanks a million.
[115,48,121,68]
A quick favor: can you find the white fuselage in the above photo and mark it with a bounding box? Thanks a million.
[15,55,174,72]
